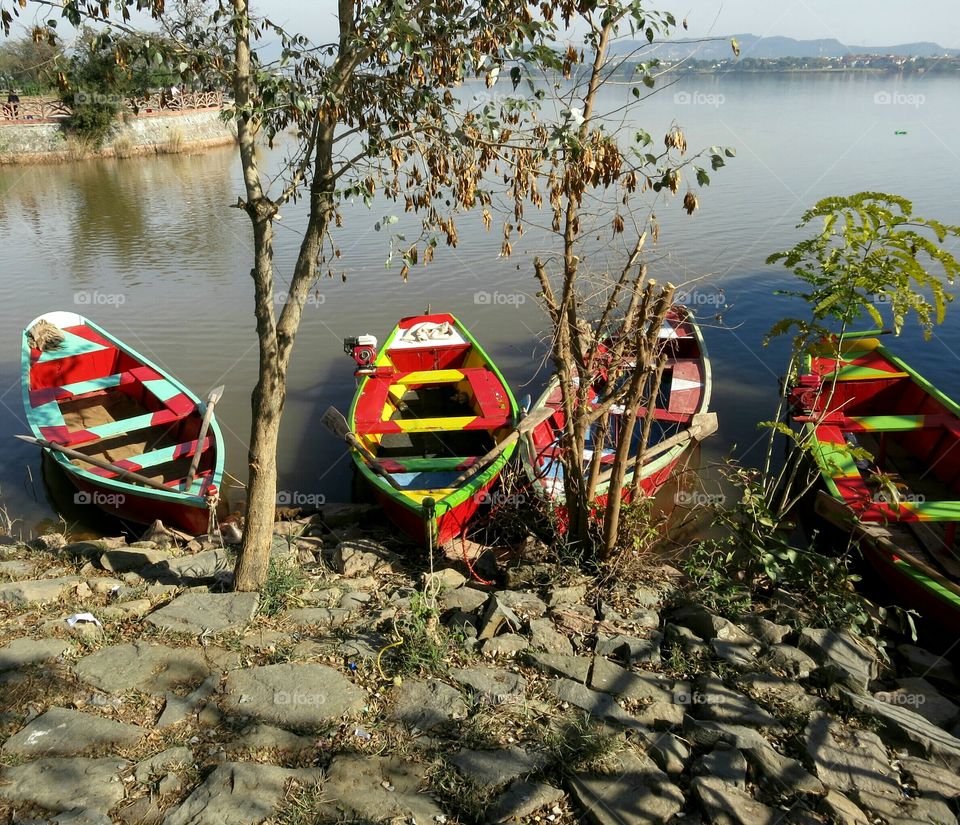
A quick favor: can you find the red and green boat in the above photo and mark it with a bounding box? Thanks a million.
[21,311,225,535]
[519,305,716,515]
[789,331,960,633]
[345,312,519,546]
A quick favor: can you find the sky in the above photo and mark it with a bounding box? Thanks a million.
[264,0,960,50]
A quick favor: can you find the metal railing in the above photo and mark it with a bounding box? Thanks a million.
[0,91,225,123]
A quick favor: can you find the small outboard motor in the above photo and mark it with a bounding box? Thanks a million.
[344,334,378,375]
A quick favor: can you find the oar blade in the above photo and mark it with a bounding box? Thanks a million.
[207,384,226,405]
[321,406,351,440]
[14,434,39,444]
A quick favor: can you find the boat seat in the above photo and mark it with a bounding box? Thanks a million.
[859,500,960,523]
[84,436,212,478]
[29,369,143,407]
[360,415,502,435]
[377,456,476,473]
[813,413,960,434]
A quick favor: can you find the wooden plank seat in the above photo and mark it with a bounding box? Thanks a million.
[355,367,511,433]
[811,413,960,434]
[377,456,477,473]
[29,368,144,406]
[84,436,213,488]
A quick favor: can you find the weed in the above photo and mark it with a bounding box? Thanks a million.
[429,760,489,825]
[542,712,626,775]
[389,591,450,676]
[259,558,307,617]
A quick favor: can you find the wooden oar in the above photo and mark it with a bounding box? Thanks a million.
[16,434,171,493]
[595,411,718,486]
[321,407,404,491]
[453,406,555,487]
[183,385,224,492]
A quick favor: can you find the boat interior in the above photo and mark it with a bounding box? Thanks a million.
[26,321,217,494]
[801,337,960,579]
[352,318,513,497]
[528,312,707,488]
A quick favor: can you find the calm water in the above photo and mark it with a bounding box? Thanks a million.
[2,73,959,534]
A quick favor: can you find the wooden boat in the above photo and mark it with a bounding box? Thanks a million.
[21,311,224,535]
[346,312,519,546]
[789,331,960,633]
[519,305,716,513]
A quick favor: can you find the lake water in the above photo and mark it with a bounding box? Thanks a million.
[2,72,959,535]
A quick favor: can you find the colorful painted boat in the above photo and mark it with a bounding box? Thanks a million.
[21,311,225,535]
[346,312,519,546]
[519,305,716,514]
[789,331,960,633]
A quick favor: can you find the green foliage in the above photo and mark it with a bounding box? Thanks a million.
[684,464,881,636]
[767,192,960,344]
[392,591,450,675]
[258,556,306,617]
[0,35,59,93]
[63,94,118,145]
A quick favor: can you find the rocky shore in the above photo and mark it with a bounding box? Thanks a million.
[0,508,959,825]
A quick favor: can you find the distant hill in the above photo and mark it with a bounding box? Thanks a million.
[609,34,960,61]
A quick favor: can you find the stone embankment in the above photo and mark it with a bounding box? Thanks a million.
[0,508,958,824]
[0,109,236,165]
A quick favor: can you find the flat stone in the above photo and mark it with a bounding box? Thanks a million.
[692,744,747,789]
[766,644,818,679]
[883,677,960,728]
[548,584,587,607]
[74,642,229,695]
[51,808,115,825]
[482,633,530,658]
[692,775,780,825]
[450,666,527,705]
[439,586,489,613]
[337,630,394,662]
[319,754,443,821]
[738,672,824,715]
[711,638,758,669]
[855,788,958,825]
[141,548,232,583]
[569,751,683,825]
[285,606,353,629]
[692,674,783,728]
[549,678,639,728]
[230,723,316,754]
[798,628,878,691]
[158,673,220,727]
[491,778,565,823]
[899,755,960,799]
[0,756,129,813]
[595,632,662,664]
[639,730,689,778]
[62,540,121,560]
[804,712,900,795]
[165,762,321,825]
[589,657,677,704]
[738,615,791,646]
[821,789,871,825]
[449,746,546,790]
[626,608,661,629]
[670,604,757,646]
[495,590,548,618]
[897,644,958,684]
[222,663,366,730]
[422,568,466,591]
[3,707,144,756]
[0,637,74,671]
[681,717,770,750]
[844,689,960,766]
[86,577,124,595]
[664,623,710,657]
[633,702,685,730]
[333,539,395,577]
[98,598,154,621]
[147,592,259,635]
[526,652,591,683]
[0,575,81,606]
[100,548,171,573]
[0,559,37,579]
[742,742,824,795]
[528,617,574,655]
[478,595,523,640]
[391,678,467,731]
[134,746,194,784]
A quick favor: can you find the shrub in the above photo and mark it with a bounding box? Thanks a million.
[63,93,119,147]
